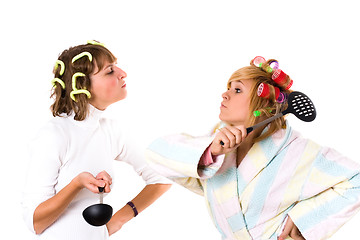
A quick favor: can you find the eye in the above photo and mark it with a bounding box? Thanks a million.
[235,88,242,93]
[107,67,114,75]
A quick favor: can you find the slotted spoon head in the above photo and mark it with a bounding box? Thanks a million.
[285,91,316,122]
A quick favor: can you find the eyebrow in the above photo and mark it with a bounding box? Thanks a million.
[231,80,245,86]
[104,64,114,69]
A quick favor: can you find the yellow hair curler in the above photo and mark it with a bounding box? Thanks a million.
[70,72,91,101]
[87,40,106,47]
[54,60,65,76]
[72,52,93,63]
[51,78,66,89]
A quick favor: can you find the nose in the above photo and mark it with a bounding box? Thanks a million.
[222,91,229,100]
[116,67,127,79]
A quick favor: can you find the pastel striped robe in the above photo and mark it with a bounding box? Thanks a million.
[145,123,360,240]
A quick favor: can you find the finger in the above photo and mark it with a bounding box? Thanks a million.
[290,227,305,240]
[210,139,224,156]
[86,181,103,193]
[219,127,237,148]
[278,217,293,240]
[96,170,111,180]
[104,182,112,193]
[236,125,248,140]
[96,171,113,185]
[89,178,106,189]
[216,131,230,148]
[95,173,112,193]
[226,126,244,145]
[96,180,113,194]
[87,185,100,193]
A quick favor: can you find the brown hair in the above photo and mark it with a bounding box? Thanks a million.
[50,42,117,121]
[227,58,292,142]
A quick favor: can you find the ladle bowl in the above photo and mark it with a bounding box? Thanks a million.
[82,187,113,226]
[83,203,113,226]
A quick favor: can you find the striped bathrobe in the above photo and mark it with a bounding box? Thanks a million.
[145,123,360,240]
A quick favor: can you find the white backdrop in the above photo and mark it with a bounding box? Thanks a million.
[1,0,359,239]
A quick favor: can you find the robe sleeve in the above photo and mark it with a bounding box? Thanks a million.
[287,147,360,240]
[145,133,225,195]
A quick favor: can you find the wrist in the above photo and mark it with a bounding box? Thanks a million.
[71,174,84,190]
[112,204,134,225]
[200,146,215,166]
[126,201,138,217]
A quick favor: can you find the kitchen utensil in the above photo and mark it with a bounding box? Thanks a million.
[82,187,113,226]
[220,91,316,145]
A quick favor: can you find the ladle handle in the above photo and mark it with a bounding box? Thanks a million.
[98,187,104,204]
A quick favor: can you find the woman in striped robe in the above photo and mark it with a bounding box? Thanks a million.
[145,57,360,240]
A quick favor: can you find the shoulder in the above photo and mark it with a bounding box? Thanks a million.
[32,116,69,144]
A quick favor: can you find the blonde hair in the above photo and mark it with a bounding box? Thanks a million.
[51,43,117,121]
[227,58,292,142]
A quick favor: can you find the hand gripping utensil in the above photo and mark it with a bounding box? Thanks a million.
[220,91,316,145]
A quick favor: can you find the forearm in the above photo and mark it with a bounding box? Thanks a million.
[131,183,171,213]
[33,178,82,234]
[108,183,171,235]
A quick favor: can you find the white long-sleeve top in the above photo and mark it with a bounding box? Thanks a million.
[22,105,170,240]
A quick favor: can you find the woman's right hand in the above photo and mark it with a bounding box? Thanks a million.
[33,171,112,234]
[74,172,112,193]
[210,125,247,156]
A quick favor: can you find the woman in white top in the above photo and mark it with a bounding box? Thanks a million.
[22,40,171,239]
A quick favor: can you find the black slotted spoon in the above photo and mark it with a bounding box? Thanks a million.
[220,91,316,145]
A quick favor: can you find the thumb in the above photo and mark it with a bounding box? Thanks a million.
[94,179,106,188]
[88,178,106,193]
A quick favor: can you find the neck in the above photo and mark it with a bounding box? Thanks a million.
[89,101,108,111]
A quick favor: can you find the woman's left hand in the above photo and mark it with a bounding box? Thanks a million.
[278,216,305,240]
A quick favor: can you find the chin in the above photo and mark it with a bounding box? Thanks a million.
[219,114,231,123]
[118,92,127,100]
[219,117,244,126]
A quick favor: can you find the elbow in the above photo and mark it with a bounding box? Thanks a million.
[35,229,43,235]
[33,217,50,235]
[150,183,172,193]
[158,183,172,191]
[33,222,45,235]
[22,206,46,235]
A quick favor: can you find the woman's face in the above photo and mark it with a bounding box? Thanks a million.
[89,60,127,110]
[219,79,255,126]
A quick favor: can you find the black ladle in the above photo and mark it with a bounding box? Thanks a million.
[220,91,316,145]
[82,187,113,226]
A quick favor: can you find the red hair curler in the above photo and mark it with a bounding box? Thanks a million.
[272,69,287,85]
[257,83,270,98]
[285,79,293,90]
[257,83,280,100]
[272,69,293,90]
